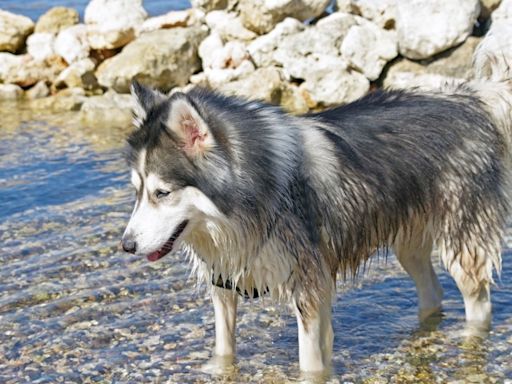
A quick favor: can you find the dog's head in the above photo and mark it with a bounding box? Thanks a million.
[121,82,229,261]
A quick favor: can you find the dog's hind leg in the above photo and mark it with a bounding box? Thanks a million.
[294,285,334,373]
[394,231,443,321]
[211,286,238,357]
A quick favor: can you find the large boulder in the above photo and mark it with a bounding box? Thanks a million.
[0,10,35,53]
[396,0,480,60]
[85,0,147,50]
[26,33,56,62]
[346,0,397,29]
[96,26,207,93]
[492,0,512,20]
[54,24,90,64]
[340,18,397,80]
[0,83,23,100]
[80,90,133,127]
[384,36,481,86]
[238,0,330,34]
[34,7,79,34]
[204,11,257,41]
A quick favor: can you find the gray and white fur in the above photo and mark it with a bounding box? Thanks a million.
[121,39,512,372]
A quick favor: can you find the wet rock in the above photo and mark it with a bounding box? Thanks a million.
[80,90,133,127]
[30,87,87,111]
[26,33,56,62]
[248,18,305,68]
[96,26,207,93]
[85,0,148,50]
[347,0,397,29]
[137,9,205,35]
[25,81,50,99]
[34,7,79,34]
[0,83,23,100]
[384,36,481,84]
[0,10,35,53]
[55,25,90,64]
[396,0,480,59]
[341,18,397,80]
[205,10,257,42]
[54,59,98,90]
[239,0,330,34]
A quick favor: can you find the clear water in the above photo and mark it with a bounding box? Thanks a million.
[0,0,191,20]
[0,104,510,383]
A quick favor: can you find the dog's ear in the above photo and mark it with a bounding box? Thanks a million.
[130,80,164,128]
[167,95,214,157]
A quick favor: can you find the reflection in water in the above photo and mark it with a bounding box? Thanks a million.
[0,104,511,383]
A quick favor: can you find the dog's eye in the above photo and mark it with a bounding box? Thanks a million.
[155,190,170,199]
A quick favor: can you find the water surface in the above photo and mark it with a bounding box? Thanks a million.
[0,104,510,383]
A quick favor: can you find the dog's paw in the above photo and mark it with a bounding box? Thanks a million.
[200,355,236,376]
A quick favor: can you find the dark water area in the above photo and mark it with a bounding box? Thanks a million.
[0,104,511,383]
[0,0,191,20]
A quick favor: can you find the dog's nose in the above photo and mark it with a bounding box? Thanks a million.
[122,236,137,254]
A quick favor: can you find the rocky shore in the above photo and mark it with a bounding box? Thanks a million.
[0,0,511,126]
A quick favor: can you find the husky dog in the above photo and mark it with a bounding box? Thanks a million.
[121,40,511,372]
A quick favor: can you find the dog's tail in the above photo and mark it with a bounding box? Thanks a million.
[471,22,512,149]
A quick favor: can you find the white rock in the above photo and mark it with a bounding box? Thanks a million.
[198,32,225,69]
[300,69,369,107]
[384,72,465,90]
[205,10,257,41]
[211,41,249,69]
[0,52,24,82]
[206,60,255,87]
[0,83,23,100]
[350,0,397,29]
[248,18,305,67]
[137,9,204,35]
[26,81,50,99]
[341,20,397,80]
[0,10,35,52]
[55,58,97,89]
[96,26,207,93]
[80,90,133,126]
[55,24,90,64]
[473,22,512,81]
[315,12,357,42]
[34,6,79,34]
[85,0,147,50]
[396,0,480,60]
[239,0,330,34]
[26,33,56,62]
[492,0,512,20]
[216,66,285,104]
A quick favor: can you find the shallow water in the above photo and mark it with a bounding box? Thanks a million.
[0,104,511,383]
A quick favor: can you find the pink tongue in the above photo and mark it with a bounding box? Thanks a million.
[147,251,163,262]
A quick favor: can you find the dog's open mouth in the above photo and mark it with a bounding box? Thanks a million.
[146,220,188,262]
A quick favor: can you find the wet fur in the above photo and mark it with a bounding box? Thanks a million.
[123,44,512,371]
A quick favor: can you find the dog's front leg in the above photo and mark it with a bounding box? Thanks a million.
[294,293,333,373]
[212,286,238,357]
